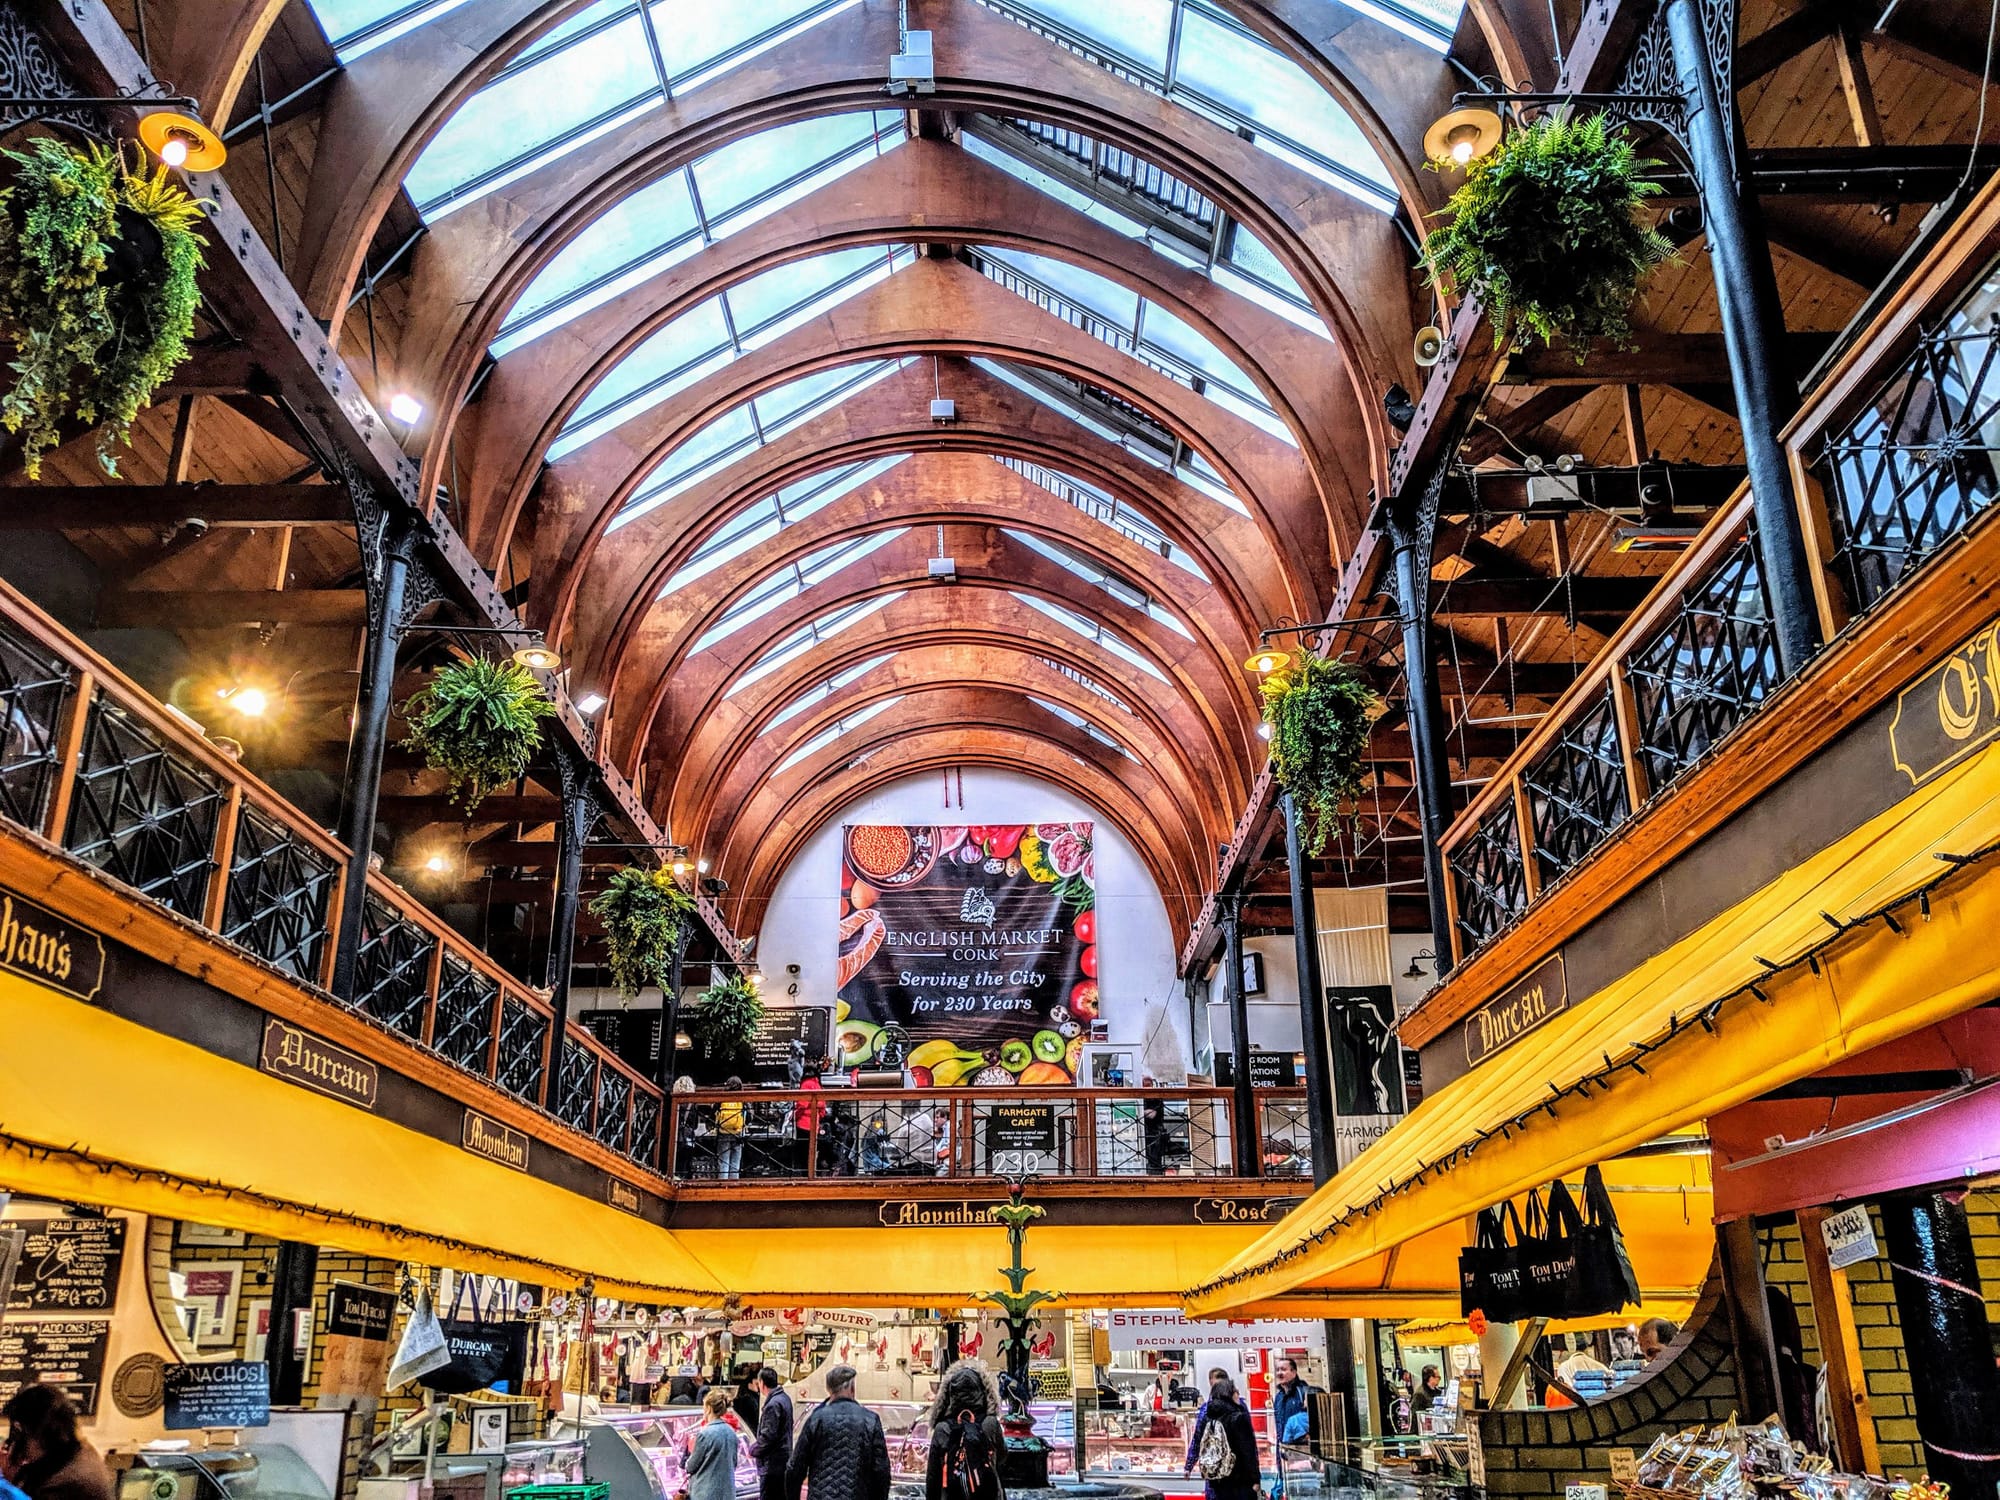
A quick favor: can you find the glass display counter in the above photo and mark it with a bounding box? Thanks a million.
[1078,1404,1278,1481]
[115,1445,334,1500]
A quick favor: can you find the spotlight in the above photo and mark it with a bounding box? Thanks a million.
[139,111,227,171]
[387,392,425,425]
[1245,647,1291,675]
[220,684,270,718]
[1257,721,1273,741]
[576,692,607,714]
[1423,107,1502,168]
[697,858,710,874]
[424,852,451,875]
[511,640,562,672]
[701,876,730,897]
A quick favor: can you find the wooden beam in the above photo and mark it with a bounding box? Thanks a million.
[1510,332,1837,385]
[378,795,560,825]
[216,393,312,453]
[1461,388,1594,464]
[1432,575,1653,621]
[1620,385,1649,466]
[1834,24,1884,148]
[1795,1206,1882,1474]
[1873,5,2000,94]
[165,397,198,485]
[1736,2,1849,85]
[97,588,365,627]
[0,484,350,528]
[1441,463,1744,515]
[161,345,266,395]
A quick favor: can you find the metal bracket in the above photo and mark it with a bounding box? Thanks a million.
[0,4,193,139]
[551,738,609,853]
[338,449,445,636]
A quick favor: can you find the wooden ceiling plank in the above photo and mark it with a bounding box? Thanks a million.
[0,484,350,529]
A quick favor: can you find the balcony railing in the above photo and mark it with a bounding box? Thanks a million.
[1441,189,2000,964]
[0,581,666,1172]
[666,1087,1309,1181]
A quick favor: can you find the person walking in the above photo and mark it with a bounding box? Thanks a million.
[1183,1376,1261,1500]
[683,1391,741,1500]
[2,1387,113,1500]
[750,1367,793,1500]
[786,1364,890,1500]
[733,1375,763,1432]
[1270,1357,1314,1454]
[924,1360,1004,1500]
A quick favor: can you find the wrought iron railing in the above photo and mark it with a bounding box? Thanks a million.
[666,1086,1299,1181]
[1438,187,2000,965]
[0,581,664,1173]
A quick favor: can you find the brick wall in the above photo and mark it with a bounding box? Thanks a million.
[1760,1190,2000,1475]
[1477,1275,1739,1493]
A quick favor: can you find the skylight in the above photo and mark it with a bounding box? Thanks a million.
[728,594,902,696]
[774,698,903,775]
[1030,697,1137,759]
[548,246,913,457]
[1014,593,1170,683]
[611,359,910,531]
[764,654,897,733]
[391,0,865,215]
[997,456,1205,578]
[665,459,908,596]
[1040,657,1135,714]
[1008,530,1196,639]
[693,531,908,652]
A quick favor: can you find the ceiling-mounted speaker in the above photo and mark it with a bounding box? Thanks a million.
[1413,326,1446,367]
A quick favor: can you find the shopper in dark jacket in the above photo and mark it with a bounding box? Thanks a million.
[1183,1377,1261,1500]
[787,1365,890,1500]
[2,1387,112,1500]
[751,1367,794,1500]
[734,1377,764,1433]
[924,1360,1004,1500]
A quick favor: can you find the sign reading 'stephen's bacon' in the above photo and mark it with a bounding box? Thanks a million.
[836,823,1097,1086]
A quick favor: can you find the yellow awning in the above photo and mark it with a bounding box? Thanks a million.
[1392,1304,1698,1349]
[0,968,722,1300]
[1185,736,2000,1315]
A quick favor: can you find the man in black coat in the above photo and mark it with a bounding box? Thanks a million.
[786,1365,890,1500]
[750,1366,794,1500]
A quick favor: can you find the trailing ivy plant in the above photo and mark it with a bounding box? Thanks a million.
[684,973,766,1070]
[589,866,698,998]
[0,139,208,478]
[399,656,555,814]
[1424,112,1671,357]
[1260,650,1383,856]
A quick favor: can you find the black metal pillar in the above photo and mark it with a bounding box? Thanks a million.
[266,1240,319,1405]
[1283,793,1336,1184]
[1221,895,1258,1176]
[542,747,601,1109]
[332,509,422,1000]
[657,926,691,1147]
[1667,0,1820,676]
[1384,497,1457,976]
[1881,1190,2000,1490]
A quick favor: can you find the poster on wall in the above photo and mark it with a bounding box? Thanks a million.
[837,823,1096,1085]
[1325,984,1407,1169]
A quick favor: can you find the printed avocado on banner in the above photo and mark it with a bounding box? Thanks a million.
[836,823,1096,1085]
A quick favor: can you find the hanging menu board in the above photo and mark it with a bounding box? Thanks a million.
[5,1218,125,1314]
[0,1321,111,1414]
[163,1360,270,1430]
[744,1007,830,1085]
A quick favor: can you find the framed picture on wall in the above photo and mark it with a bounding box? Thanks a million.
[176,1222,246,1248]
[1241,951,1266,996]
[176,1261,244,1346]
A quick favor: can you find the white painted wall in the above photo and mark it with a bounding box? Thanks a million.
[1203,928,1441,1060]
[754,768,1188,1067]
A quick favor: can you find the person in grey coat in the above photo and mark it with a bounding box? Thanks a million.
[684,1391,742,1500]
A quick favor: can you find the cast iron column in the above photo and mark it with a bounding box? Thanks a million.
[1283,794,1336,1181]
[656,925,691,1169]
[1384,492,1457,976]
[266,1240,319,1405]
[1881,1190,2000,1491]
[1221,894,1258,1176]
[1666,0,1820,676]
[542,744,603,1109]
[332,505,426,1000]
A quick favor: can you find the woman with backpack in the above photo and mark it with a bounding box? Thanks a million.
[924,1360,1004,1500]
[1184,1377,1262,1500]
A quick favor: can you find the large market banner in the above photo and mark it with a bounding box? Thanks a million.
[836,823,1096,1085]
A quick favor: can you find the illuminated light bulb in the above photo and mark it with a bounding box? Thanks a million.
[387,392,425,425]
[1451,138,1475,165]
[424,853,450,874]
[228,686,269,718]
[697,858,710,874]
[511,641,562,672]
[160,135,190,168]
[672,858,689,877]
[576,692,607,714]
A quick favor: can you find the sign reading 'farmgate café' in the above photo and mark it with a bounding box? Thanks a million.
[1461,953,1567,1067]
[260,1019,378,1108]
[0,891,104,1003]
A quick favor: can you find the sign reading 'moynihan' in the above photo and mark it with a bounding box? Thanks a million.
[259,1019,378,1109]
[461,1111,530,1171]
[0,891,104,1003]
[877,1200,1002,1227]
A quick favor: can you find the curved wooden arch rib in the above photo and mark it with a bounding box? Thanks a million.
[152,0,291,126]
[317,2,1410,516]
[527,259,1319,655]
[462,137,1367,568]
[572,360,1295,709]
[631,532,1260,814]
[687,649,1215,871]
[721,717,1204,943]
[596,452,1258,756]
[663,613,1238,859]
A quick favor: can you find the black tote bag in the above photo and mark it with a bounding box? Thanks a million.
[1572,1164,1644,1314]
[428,1275,530,1395]
[1458,1197,1528,1320]
[1519,1178,1587,1317]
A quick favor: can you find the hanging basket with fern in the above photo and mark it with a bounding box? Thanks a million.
[684,973,765,1071]
[1260,651,1384,857]
[1424,112,1671,357]
[589,865,697,998]
[399,656,555,814]
[0,139,208,478]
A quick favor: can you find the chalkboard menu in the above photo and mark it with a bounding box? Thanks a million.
[580,1009,662,1072]
[744,1006,829,1085]
[0,1321,110,1414]
[163,1360,269,1430]
[5,1218,125,1314]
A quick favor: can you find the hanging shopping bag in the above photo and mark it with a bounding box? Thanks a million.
[1458,1196,1528,1320]
[429,1274,531,1394]
[1519,1178,1587,1317]
[1572,1165,1643,1313]
[388,1289,452,1391]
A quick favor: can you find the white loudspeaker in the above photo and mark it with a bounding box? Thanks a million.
[1414,326,1446,367]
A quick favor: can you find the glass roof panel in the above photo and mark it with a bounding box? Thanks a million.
[650,0,862,91]
[775,696,904,776]
[1011,0,1174,70]
[765,654,897,732]
[729,594,902,695]
[996,456,1205,578]
[309,0,472,59]
[1039,657,1134,714]
[666,459,908,595]
[1014,593,1169,682]
[1029,696,1136,759]
[1010,531,1196,639]
[499,176,700,344]
[694,530,908,652]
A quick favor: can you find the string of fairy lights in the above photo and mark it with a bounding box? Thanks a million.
[1186,832,2000,1302]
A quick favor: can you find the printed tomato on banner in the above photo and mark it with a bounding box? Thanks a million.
[836,823,1096,1085]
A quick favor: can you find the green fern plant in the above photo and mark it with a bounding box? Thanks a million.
[399,656,555,814]
[684,973,765,1070]
[1260,651,1383,856]
[589,866,698,997]
[1424,112,1671,357]
[0,139,208,477]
